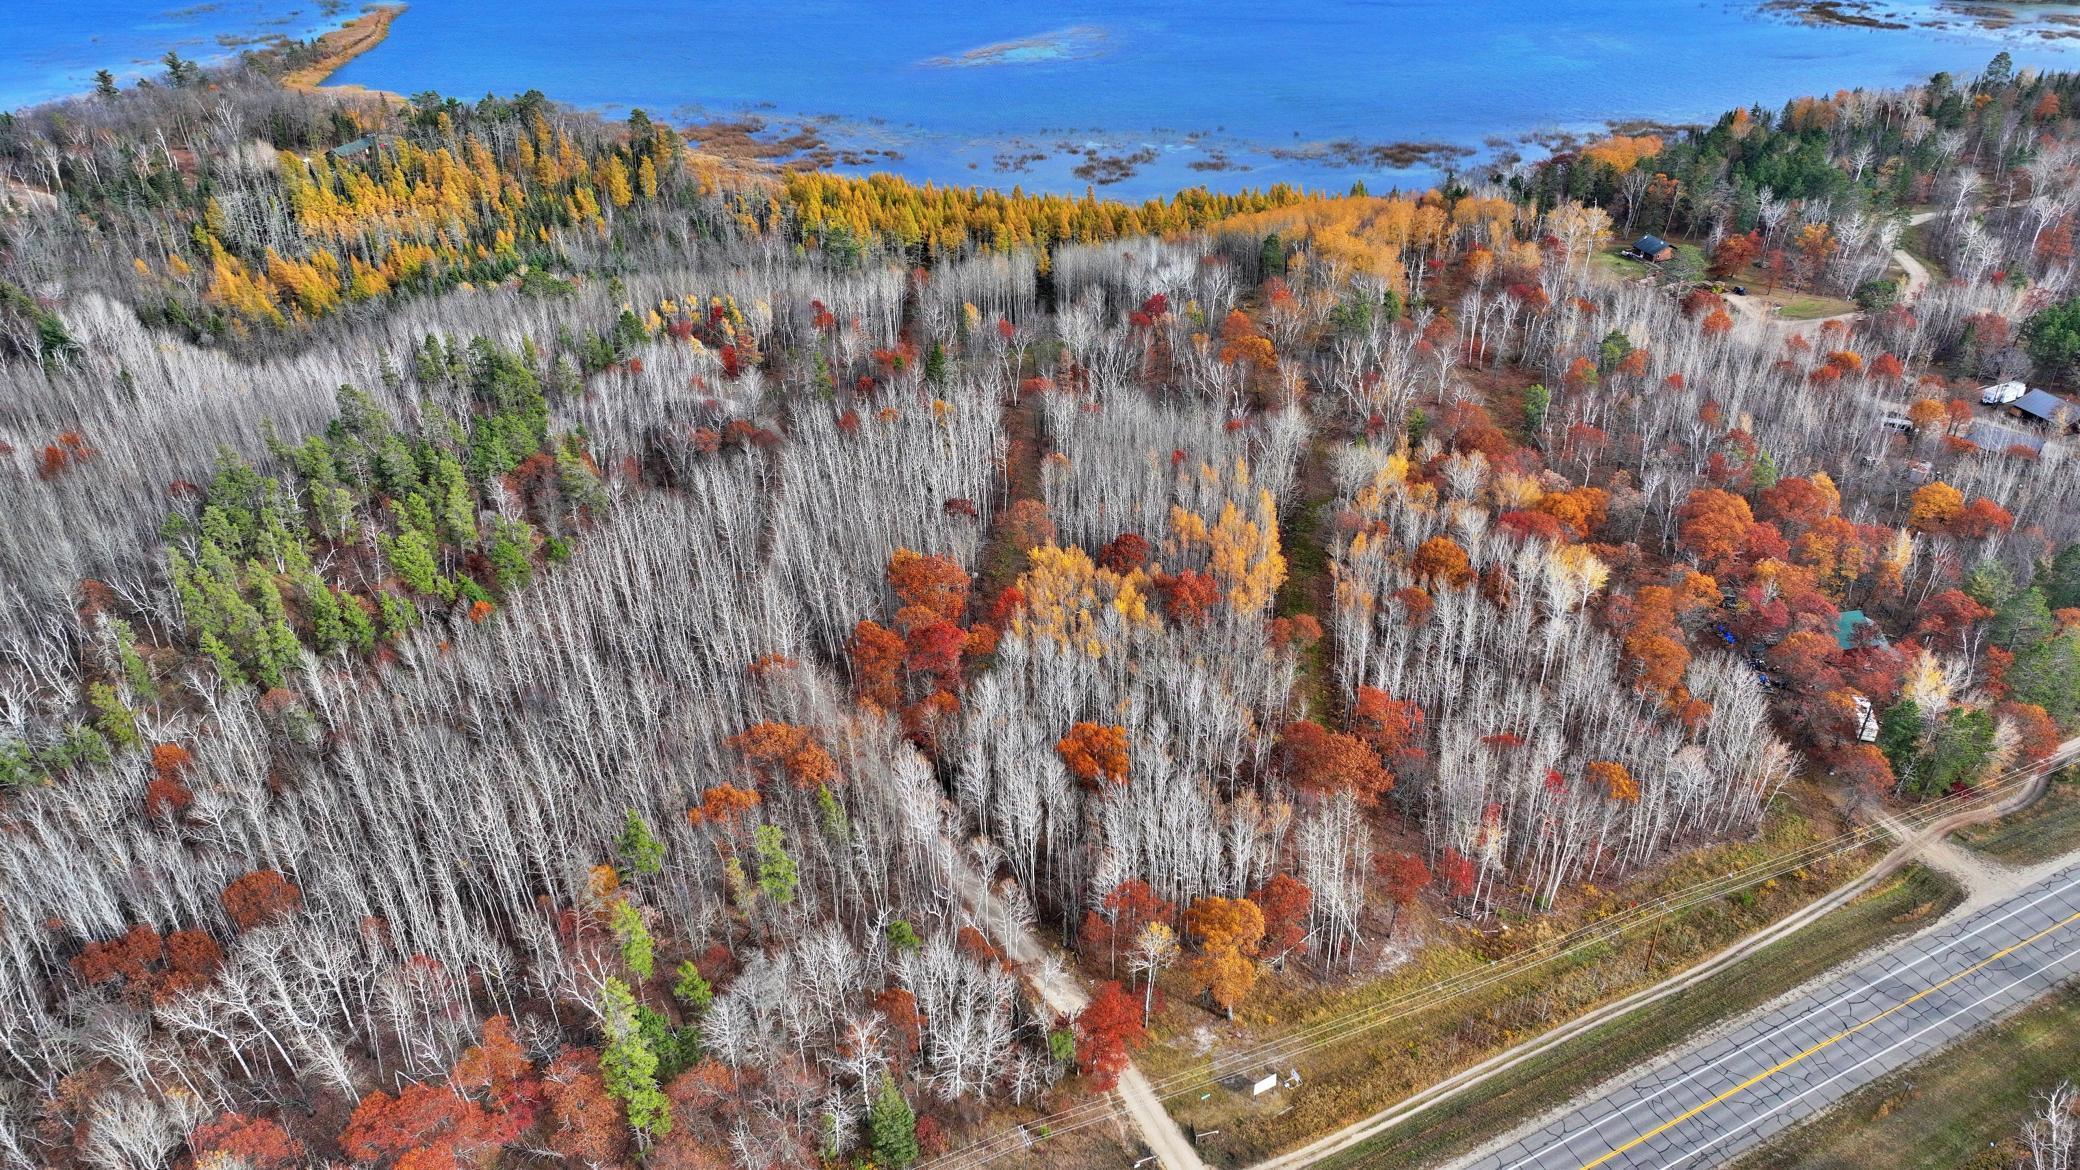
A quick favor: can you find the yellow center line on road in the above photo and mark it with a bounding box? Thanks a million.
[1576,907,2080,1170]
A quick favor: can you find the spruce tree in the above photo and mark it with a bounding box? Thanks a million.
[868,1073,920,1168]
[617,810,665,878]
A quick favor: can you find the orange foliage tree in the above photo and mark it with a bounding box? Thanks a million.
[1411,535,1474,589]
[1677,487,1758,575]
[1585,759,1639,802]
[1057,722,1131,787]
[543,1048,628,1166]
[886,548,968,625]
[145,742,194,819]
[1906,481,1965,535]
[725,722,838,790]
[1184,896,1265,1018]
[847,619,906,711]
[190,1114,303,1170]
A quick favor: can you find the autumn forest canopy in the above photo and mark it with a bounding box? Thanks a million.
[0,43,2078,1170]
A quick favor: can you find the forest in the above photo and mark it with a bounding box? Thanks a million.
[0,41,2077,1170]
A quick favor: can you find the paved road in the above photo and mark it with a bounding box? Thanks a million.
[1451,861,2080,1170]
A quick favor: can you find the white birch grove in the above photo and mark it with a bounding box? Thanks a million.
[1330,445,1795,909]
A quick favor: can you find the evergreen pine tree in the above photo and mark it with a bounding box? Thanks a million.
[598,978,670,1141]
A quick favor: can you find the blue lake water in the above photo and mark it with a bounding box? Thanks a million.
[2,1,345,106]
[13,1,2080,195]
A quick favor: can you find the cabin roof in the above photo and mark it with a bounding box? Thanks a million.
[2012,388,2071,423]
[1836,610,1885,651]
[1635,235,1671,254]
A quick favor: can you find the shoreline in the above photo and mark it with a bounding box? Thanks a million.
[281,4,407,100]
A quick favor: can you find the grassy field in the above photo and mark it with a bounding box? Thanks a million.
[1953,765,2080,865]
[1731,982,2080,1170]
[1310,864,1963,1170]
[1767,292,1857,320]
[1140,803,1883,1166]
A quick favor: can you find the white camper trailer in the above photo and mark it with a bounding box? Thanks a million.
[1981,380,2027,405]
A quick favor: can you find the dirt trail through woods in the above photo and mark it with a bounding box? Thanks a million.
[958,874,1210,1170]
[1725,209,1938,339]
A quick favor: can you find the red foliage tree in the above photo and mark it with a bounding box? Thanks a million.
[1350,686,1425,764]
[1435,847,1477,898]
[1911,589,1993,653]
[1248,873,1313,957]
[1080,879,1174,974]
[1498,508,1567,543]
[1376,851,1431,934]
[903,620,967,691]
[1153,569,1221,624]
[1956,497,2015,538]
[1278,720,1393,805]
[190,1113,303,1170]
[1074,980,1147,1091]
[1098,532,1151,573]
[222,870,302,931]
[1757,475,1838,530]
[340,1081,476,1166]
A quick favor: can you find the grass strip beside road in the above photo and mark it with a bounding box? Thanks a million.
[1953,765,2080,865]
[1731,980,2080,1170]
[1144,807,1886,1165]
[1307,864,1964,1170]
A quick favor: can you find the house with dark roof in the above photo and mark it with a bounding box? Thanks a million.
[324,134,393,162]
[1633,235,1675,262]
[2009,388,2077,432]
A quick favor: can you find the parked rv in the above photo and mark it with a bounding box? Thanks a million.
[1980,380,2027,405]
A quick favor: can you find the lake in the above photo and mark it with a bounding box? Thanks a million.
[13,0,2080,196]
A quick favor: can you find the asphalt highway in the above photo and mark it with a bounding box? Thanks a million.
[1453,861,2080,1170]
